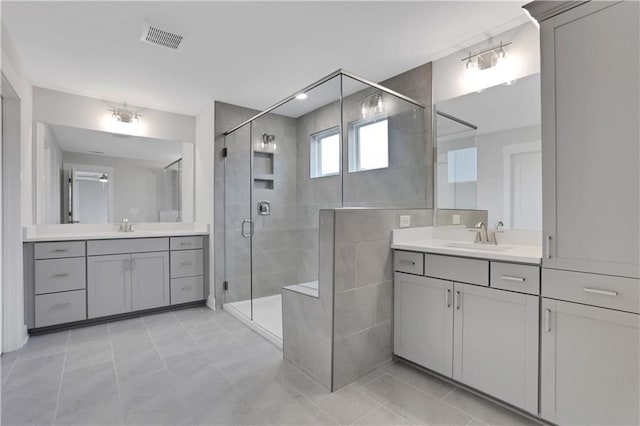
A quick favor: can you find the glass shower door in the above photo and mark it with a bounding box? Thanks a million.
[223,123,253,319]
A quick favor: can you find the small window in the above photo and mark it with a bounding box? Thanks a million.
[349,117,389,173]
[447,147,477,183]
[310,127,340,178]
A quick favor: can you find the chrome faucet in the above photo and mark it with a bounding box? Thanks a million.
[488,220,504,244]
[119,218,134,232]
[469,222,488,243]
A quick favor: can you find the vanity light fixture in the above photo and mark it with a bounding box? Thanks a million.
[462,41,515,90]
[261,133,276,151]
[295,93,308,100]
[462,41,512,72]
[109,106,142,124]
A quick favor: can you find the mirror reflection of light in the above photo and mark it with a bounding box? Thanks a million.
[463,52,518,93]
[101,112,147,137]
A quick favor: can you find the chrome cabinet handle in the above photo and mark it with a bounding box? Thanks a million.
[181,261,193,267]
[500,275,526,282]
[545,236,551,259]
[181,285,193,291]
[545,308,551,332]
[51,302,70,310]
[52,249,68,253]
[180,242,192,247]
[398,260,416,266]
[51,273,69,278]
[446,289,451,308]
[584,288,618,297]
[455,291,461,310]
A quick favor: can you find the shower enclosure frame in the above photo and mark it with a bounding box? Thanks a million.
[221,69,426,345]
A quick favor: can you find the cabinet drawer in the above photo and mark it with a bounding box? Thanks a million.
[171,276,204,304]
[87,238,169,256]
[35,258,86,294]
[35,290,86,327]
[170,236,203,251]
[491,262,540,295]
[170,249,204,278]
[35,241,85,259]
[393,251,424,275]
[542,269,640,314]
[425,254,489,286]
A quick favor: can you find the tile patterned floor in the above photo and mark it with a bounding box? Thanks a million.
[1,307,539,426]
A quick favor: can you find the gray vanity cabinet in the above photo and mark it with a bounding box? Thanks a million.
[87,254,131,318]
[453,283,539,414]
[393,272,453,377]
[539,0,639,278]
[131,252,170,311]
[540,298,639,425]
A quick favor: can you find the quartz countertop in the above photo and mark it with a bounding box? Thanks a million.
[391,226,542,265]
[22,223,210,242]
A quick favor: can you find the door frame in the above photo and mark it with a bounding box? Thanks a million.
[502,141,541,229]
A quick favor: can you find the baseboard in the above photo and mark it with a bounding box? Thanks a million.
[22,325,29,346]
[206,294,216,310]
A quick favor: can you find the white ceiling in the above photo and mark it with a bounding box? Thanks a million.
[2,1,529,117]
[51,124,183,164]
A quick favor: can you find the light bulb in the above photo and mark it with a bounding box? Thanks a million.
[295,93,308,100]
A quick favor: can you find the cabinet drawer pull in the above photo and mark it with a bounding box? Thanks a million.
[446,289,451,308]
[51,273,70,278]
[398,260,416,266]
[51,302,70,310]
[455,291,461,310]
[545,308,551,332]
[583,287,618,297]
[181,285,193,291]
[181,261,193,267]
[500,275,525,282]
[52,249,68,253]
[180,242,192,247]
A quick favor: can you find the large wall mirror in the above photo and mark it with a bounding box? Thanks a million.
[34,122,194,224]
[435,73,541,230]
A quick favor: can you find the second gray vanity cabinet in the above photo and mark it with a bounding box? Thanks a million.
[131,252,170,311]
[394,272,453,377]
[540,298,639,425]
[453,283,539,414]
[87,254,131,318]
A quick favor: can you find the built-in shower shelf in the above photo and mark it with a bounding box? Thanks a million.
[254,150,275,190]
[254,174,274,181]
[254,175,275,190]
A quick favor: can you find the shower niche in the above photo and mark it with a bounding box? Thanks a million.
[253,148,274,190]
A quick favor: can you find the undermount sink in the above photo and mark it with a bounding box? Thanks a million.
[443,242,513,252]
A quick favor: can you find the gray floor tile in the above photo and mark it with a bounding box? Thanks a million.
[384,361,455,399]
[57,361,119,418]
[68,324,109,344]
[119,369,193,426]
[190,388,264,425]
[17,330,69,360]
[110,327,152,350]
[65,338,113,371]
[229,327,269,347]
[214,312,247,331]
[261,394,338,425]
[55,393,124,426]
[442,388,539,426]
[151,328,198,359]
[1,350,20,385]
[353,406,413,425]
[1,387,58,426]
[2,353,65,402]
[113,341,165,383]
[109,317,146,336]
[310,385,380,425]
[362,375,471,425]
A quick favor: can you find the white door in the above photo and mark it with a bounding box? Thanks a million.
[393,272,453,377]
[541,298,640,425]
[453,283,539,414]
[131,252,170,311]
[510,150,542,230]
[87,254,131,318]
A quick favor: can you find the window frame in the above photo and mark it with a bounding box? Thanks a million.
[310,126,340,179]
[348,114,389,173]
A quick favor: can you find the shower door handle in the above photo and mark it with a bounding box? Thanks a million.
[241,220,254,238]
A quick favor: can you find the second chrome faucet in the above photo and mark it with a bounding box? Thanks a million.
[470,221,504,245]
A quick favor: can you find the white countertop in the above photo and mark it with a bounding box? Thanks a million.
[391,226,542,265]
[22,223,210,242]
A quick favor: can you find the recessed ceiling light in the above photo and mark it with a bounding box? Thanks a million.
[295,93,308,100]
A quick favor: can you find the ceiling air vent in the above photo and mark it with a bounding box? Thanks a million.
[141,21,184,50]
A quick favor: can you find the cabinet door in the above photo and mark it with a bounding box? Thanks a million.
[131,252,170,311]
[541,1,639,278]
[453,283,538,414]
[87,254,131,318]
[541,298,639,425]
[393,272,453,377]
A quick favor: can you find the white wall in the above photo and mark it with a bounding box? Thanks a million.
[432,22,540,103]
[195,103,215,305]
[35,122,62,224]
[33,87,196,143]
[1,26,33,351]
